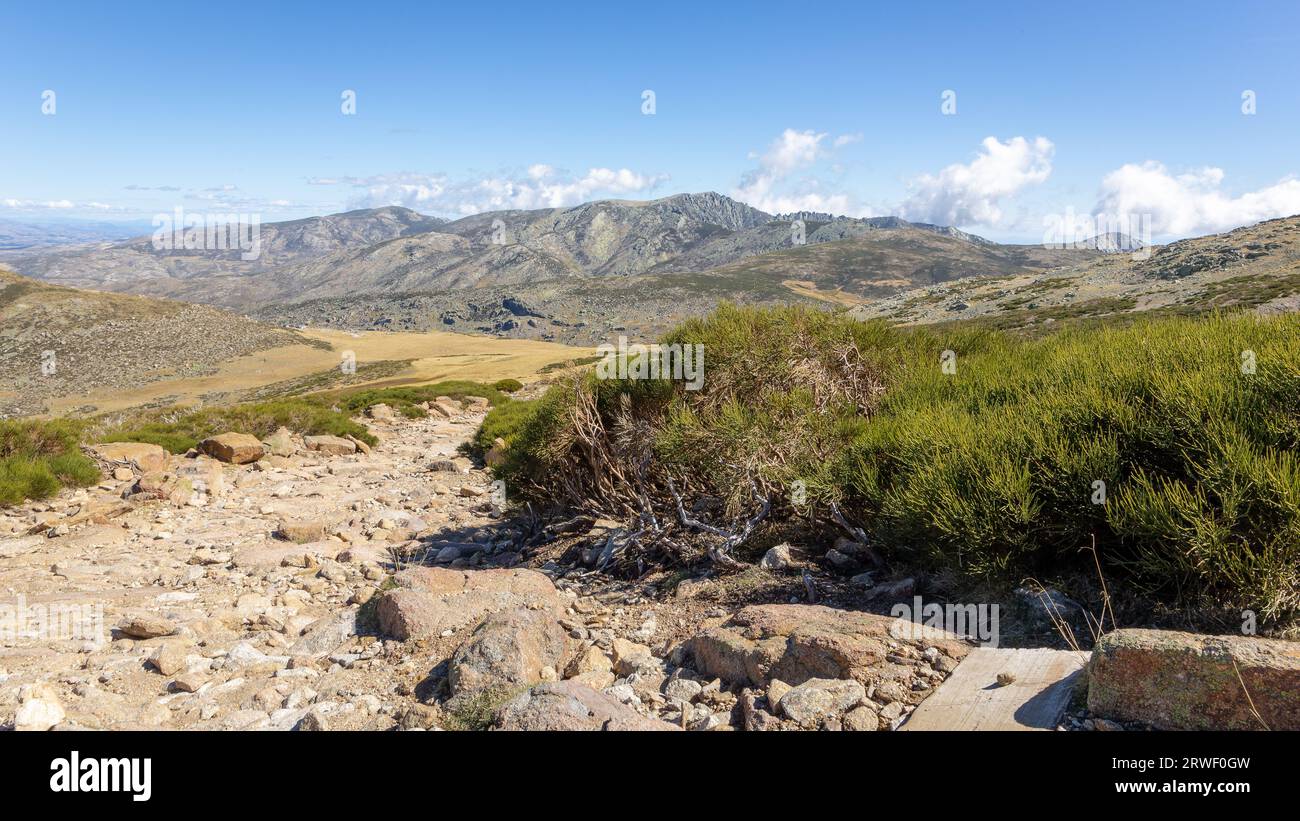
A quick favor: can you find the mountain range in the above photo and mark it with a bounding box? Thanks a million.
[0,193,1093,314]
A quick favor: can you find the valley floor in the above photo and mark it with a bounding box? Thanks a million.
[36,328,591,417]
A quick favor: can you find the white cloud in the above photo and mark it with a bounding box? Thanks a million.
[1093,162,1300,236]
[346,166,667,215]
[898,136,1054,227]
[2,198,77,209]
[732,128,867,215]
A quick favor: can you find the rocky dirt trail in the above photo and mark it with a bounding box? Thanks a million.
[0,401,511,730]
[9,399,1289,732]
[0,397,977,732]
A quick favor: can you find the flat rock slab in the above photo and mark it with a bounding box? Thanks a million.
[900,648,1086,731]
[685,604,970,694]
[1087,628,1300,730]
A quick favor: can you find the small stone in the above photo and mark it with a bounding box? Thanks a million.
[760,543,794,570]
[767,678,792,710]
[119,614,175,639]
[824,548,855,570]
[198,432,265,464]
[294,709,329,731]
[172,671,208,693]
[664,677,703,703]
[777,678,866,729]
[15,697,65,731]
[149,640,189,676]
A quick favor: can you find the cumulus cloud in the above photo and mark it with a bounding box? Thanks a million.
[1093,162,1300,236]
[897,136,1054,226]
[345,166,667,215]
[732,128,866,215]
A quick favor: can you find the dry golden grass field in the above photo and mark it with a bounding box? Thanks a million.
[43,328,594,415]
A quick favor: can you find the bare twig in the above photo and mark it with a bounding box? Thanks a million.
[1231,658,1272,731]
[666,473,767,570]
[1081,534,1116,635]
[829,500,868,545]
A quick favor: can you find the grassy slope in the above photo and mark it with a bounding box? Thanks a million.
[483,303,1300,622]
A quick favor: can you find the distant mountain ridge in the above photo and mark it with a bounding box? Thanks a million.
[0,218,150,250]
[2,192,1088,312]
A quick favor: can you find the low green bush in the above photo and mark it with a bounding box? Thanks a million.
[485,303,1300,619]
[473,398,538,455]
[0,419,99,506]
[333,380,507,419]
[95,398,376,453]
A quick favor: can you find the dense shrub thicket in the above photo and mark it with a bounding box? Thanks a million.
[480,304,1300,618]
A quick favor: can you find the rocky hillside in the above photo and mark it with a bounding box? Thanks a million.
[262,222,1094,344]
[0,269,309,417]
[851,214,1300,331]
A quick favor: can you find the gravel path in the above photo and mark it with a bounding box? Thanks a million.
[0,407,500,730]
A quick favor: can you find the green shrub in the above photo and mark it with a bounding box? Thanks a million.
[0,419,99,506]
[492,378,524,394]
[473,398,538,455]
[484,304,1300,619]
[331,380,506,419]
[95,398,376,453]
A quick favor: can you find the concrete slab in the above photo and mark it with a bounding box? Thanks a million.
[900,647,1087,731]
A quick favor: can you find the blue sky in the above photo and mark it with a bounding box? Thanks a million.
[2,0,1298,241]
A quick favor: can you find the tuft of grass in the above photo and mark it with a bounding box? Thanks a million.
[441,685,528,731]
[492,378,524,394]
[0,419,99,506]
[482,303,1300,623]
